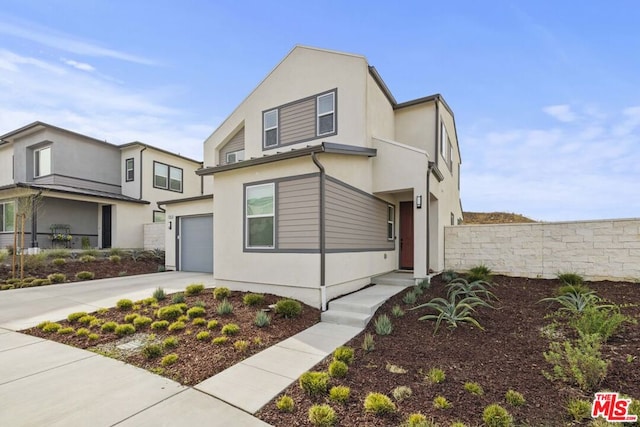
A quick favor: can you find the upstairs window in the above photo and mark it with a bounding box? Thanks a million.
[0,201,15,232]
[245,183,275,248]
[125,158,134,182]
[226,150,245,164]
[263,110,278,148]
[317,92,335,135]
[34,146,51,177]
[154,162,183,192]
[169,167,183,192]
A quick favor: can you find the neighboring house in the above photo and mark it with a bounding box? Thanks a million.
[0,122,203,250]
[162,46,463,309]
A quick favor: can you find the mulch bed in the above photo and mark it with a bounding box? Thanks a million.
[23,290,320,386]
[256,275,640,426]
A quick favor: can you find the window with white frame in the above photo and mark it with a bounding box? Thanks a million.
[226,150,245,164]
[263,110,278,148]
[0,201,15,232]
[387,205,395,240]
[317,92,335,136]
[154,162,183,192]
[34,146,51,177]
[246,183,275,248]
[125,158,134,182]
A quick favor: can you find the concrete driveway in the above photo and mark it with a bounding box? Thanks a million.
[0,272,270,427]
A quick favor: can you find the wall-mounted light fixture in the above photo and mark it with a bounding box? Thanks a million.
[168,221,172,230]
[416,195,422,209]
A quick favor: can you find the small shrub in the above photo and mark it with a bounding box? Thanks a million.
[386,362,407,374]
[114,324,135,336]
[254,311,271,327]
[101,321,118,332]
[124,313,139,323]
[207,319,219,330]
[364,392,397,415]
[374,314,393,335]
[75,328,90,337]
[328,360,348,378]
[193,300,206,308]
[464,381,484,395]
[185,283,205,296]
[192,317,206,326]
[392,385,412,402]
[52,258,66,266]
[275,299,302,318]
[77,315,97,325]
[30,279,51,287]
[403,290,417,305]
[566,398,592,422]
[333,346,354,365]
[276,395,294,412]
[89,318,102,328]
[161,353,178,366]
[243,293,264,306]
[196,331,210,341]
[426,367,446,384]
[391,305,405,317]
[441,269,459,283]
[142,344,163,359]
[171,293,185,304]
[187,306,206,319]
[47,273,66,283]
[216,298,234,315]
[557,272,584,287]
[362,333,375,352]
[329,386,350,403]
[87,333,100,341]
[168,321,186,332]
[233,340,249,352]
[163,337,179,348]
[467,264,492,282]
[75,271,95,280]
[482,404,513,427]
[571,305,631,342]
[116,299,134,310]
[299,371,329,396]
[79,255,96,263]
[109,248,124,257]
[308,404,336,427]
[109,255,121,263]
[504,389,525,406]
[556,283,592,296]
[451,422,467,427]
[221,323,240,335]
[67,312,88,322]
[404,413,430,427]
[213,287,231,300]
[57,327,74,335]
[133,316,152,328]
[212,336,228,345]
[153,287,166,301]
[151,320,169,330]
[156,305,184,320]
[433,395,451,409]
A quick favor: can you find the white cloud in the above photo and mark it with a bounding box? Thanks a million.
[62,59,95,72]
[542,104,578,122]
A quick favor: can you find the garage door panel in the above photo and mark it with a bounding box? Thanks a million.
[180,215,213,273]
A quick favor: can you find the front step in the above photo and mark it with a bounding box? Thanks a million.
[321,310,372,328]
[371,272,417,287]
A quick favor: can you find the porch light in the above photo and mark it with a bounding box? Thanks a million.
[416,195,422,209]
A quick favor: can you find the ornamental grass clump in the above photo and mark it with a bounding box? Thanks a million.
[276,395,294,412]
[333,346,354,365]
[156,305,184,321]
[308,404,336,427]
[403,290,417,305]
[101,321,117,332]
[185,283,205,296]
[47,273,66,283]
[392,385,413,402]
[114,324,135,336]
[566,398,592,422]
[433,395,451,410]
[329,386,350,403]
[403,413,430,427]
[391,305,405,317]
[124,313,139,323]
[67,312,88,322]
[207,320,219,330]
[196,331,210,341]
[57,327,74,335]
[466,264,492,282]
[75,328,90,337]
[116,299,134,310]
[151,320,169,330]
[362,333,375,352]
[142,344,163,359]
[161,353,178,366]
[299,371,329,396]
[212,336,228,345]
[168,321,186,332]
[464,381,484,395]
[505,389,525,406]
[163,337,179,348]
[186,306,206,319]
[328,360,348,378]
[152,287,166,301]
[75,271,95,280]
[213,286,231,300]
[133,316,152,328]
[364,392,397,415]
[374,314,393,335]
[482,404,513,427]
[221,323,240,335]
[192,317,206,326]
[426,367,446,384]
[233,340,249,352]
[254,311,271,327]
[216,299,234,315]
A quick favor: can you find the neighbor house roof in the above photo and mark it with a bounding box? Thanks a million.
[0,183,150,204]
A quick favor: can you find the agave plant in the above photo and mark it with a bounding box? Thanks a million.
[446,278,497,301]
[411,290,492,334]
[539,289,612,314]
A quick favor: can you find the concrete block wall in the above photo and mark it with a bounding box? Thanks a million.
[444,218,640,281]
[143,223,165,250]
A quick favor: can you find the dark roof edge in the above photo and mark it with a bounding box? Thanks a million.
[394,94,455,118]
[158,194,213,205]
[0,121,117,147]
[119,142,203,164]
[368,66,397,105]
[196,142,376,176]
[0,182,150,204]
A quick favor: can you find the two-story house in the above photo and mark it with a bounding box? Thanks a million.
[0,122,203,250]
[162,46,463,309]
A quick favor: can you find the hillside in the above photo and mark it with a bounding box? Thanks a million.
[462,211,536,224]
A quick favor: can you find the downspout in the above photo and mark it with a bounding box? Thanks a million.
[434,97,440,168]
[311,152,327,311]
[30,191,42,248]
[426,162,434,275]
[139,146,147,200]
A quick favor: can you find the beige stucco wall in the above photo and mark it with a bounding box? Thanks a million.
[394,102,437,154]
[444,219,640,281]
[0,144,13,186]
[120,146,142,199]
[162,197,213,271]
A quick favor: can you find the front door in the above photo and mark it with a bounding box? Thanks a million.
[102,205,112,248]
[399,201,414,269]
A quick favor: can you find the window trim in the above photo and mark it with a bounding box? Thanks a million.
[317,92,335,136]
[125,158,134,182]
[153,161,183,193]
[225,149,245,164]
[169,166,183,192]
[0,201,15,233]
[387,205,395,241]
[245,182,276,249]
[34,146,52,178]
[263,110,278,149]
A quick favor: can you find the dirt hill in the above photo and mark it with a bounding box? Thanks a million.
[462,211,536,224]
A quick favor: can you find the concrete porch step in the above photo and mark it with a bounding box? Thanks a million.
[321,310,372,328]
[371,272,417,287]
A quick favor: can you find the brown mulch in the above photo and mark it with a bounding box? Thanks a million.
[256,275,640,426]
[23,290,320,386]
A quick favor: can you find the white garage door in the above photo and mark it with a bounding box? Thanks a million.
[179,215,213,273]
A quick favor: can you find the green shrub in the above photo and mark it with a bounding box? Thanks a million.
[196,331,210,341]
[403,290,417,305]
[233,340,249,352]
[212,336,228,345]
[254,311,271,327]
[109,255,121,263]
[221,323,240,335]
[571,305,631,342]
[157,305,184,320]
[67,312,88,322]
[504,389,525,406]
[464,381,484,395]
[214,298,233,315]
[308,404,336,427]
[392,385,412,402]
[276,395,294,412]
[364,392,397,415]
[482,404,513,427]
[46,249,70,259]
[433,395,451,409]
[153,287,166,301]
[566,398,592,422]
[163,337,179,348]
[57,327,74,335]
[329,386,350,403]
[124,313,139,323]
[47,273,66,283]
[243,293,264,306]
[75,328,90,337]
[116,299,134,310]
[467,264,492,282]
[207,320,219,330]
[133,316,152,328]
[374,314,393,335]
[89,318,102,328]
[192,317,206,326]
[213,286,231,300]
[328,360,348,378]
[142,344,163,359]
[185,283,205,296]
[275,299,302,318]
[391,304,405,317]
[426,367,446,384]
[171,293,185,304]
[168,321,186,332]
[52,257,66,266]
[109,248,124,257]
[557,272,584,287]
[101,321,118,332]
[333,346,354,365]
[299,371,329,396]
[77,315,97,325]
[161,353,178,366]
[403,413,430,427]
[151,320,169,330]
[79,255,96,263]
[362,333,375,352]
[114,324,135,336]
[441,269,459,283]
[186,306,206,319]
[29,279,50,287]
[75,271,95,280]
[87,333,100,341]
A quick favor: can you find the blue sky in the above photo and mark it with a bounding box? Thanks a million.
[1,1,638,221]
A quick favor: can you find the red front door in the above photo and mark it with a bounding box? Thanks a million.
[399,201,414,269]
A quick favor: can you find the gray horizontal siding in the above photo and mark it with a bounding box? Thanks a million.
[220,127,245,165]
[325,179,394,251]
[34,174,121,194]
[279,98,316,146]
[277,175,319,250]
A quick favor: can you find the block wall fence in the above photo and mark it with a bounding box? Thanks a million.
[444,218,640,281]
[143,223,165,250]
